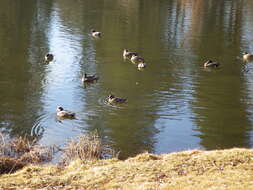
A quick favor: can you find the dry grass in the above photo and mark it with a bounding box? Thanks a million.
[0,156,26,174]
[0,132,113,174]
[0,134,36,157]
[19,145,56,163]
[0,148,253,189]
[61,133,114,164]
[0,133,55,174]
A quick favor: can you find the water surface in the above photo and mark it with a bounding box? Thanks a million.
[1,0,253,159]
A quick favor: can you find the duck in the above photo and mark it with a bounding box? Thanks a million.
[123,49,138,59]
[131,54,145,64]
[203,60,220,68]
[137,62,147,69]
[108,94,127,104]
[91,29,101,38]
[242,52,253,62]
[56,106,75,119]
[81,73,99,83]
[44,53,54,63]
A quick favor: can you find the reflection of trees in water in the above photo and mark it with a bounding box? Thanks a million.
[55,0,253,154]
[174,0,252,149]
[63,0,192,158]
[0,0,53,138]
[1,0,252,157]
[80,0,165,158]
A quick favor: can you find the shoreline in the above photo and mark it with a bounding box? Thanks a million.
[1,148,253,189]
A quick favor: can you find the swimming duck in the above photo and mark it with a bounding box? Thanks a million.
[108,95,127,104]
[45,53,54,63]
[137,62,147,69]
[81,73,99,83]
[123,49,138,59]
[91,29,101,38]
[242,52,253,62]
[203,60,220,68]
[56,106,75,119]
[131,54,145,64]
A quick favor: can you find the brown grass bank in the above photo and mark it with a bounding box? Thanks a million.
[0,148,253,190]
[0,135,55,174]
[0,132,110,174]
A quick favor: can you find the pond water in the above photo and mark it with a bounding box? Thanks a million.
[1,0,253,159]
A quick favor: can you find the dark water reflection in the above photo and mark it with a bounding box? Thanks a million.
[0,0,253,159]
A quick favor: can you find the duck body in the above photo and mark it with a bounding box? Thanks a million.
[108,95,127,104]
[137,62,147,69]
[123,49,138,59]
[45,53,54,63]
[204,60,220,68]
[131,55,145,64]
[81,73,99,83]
[91,29,101,38]
[243,52,253,61]
[56,107,75,119]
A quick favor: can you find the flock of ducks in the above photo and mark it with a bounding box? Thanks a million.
[123,49,147,69]
[46,29,253,119]
[51,29,129,119]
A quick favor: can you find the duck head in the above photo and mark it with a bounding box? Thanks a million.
[57,106,64,112]
[108,95,115,99]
